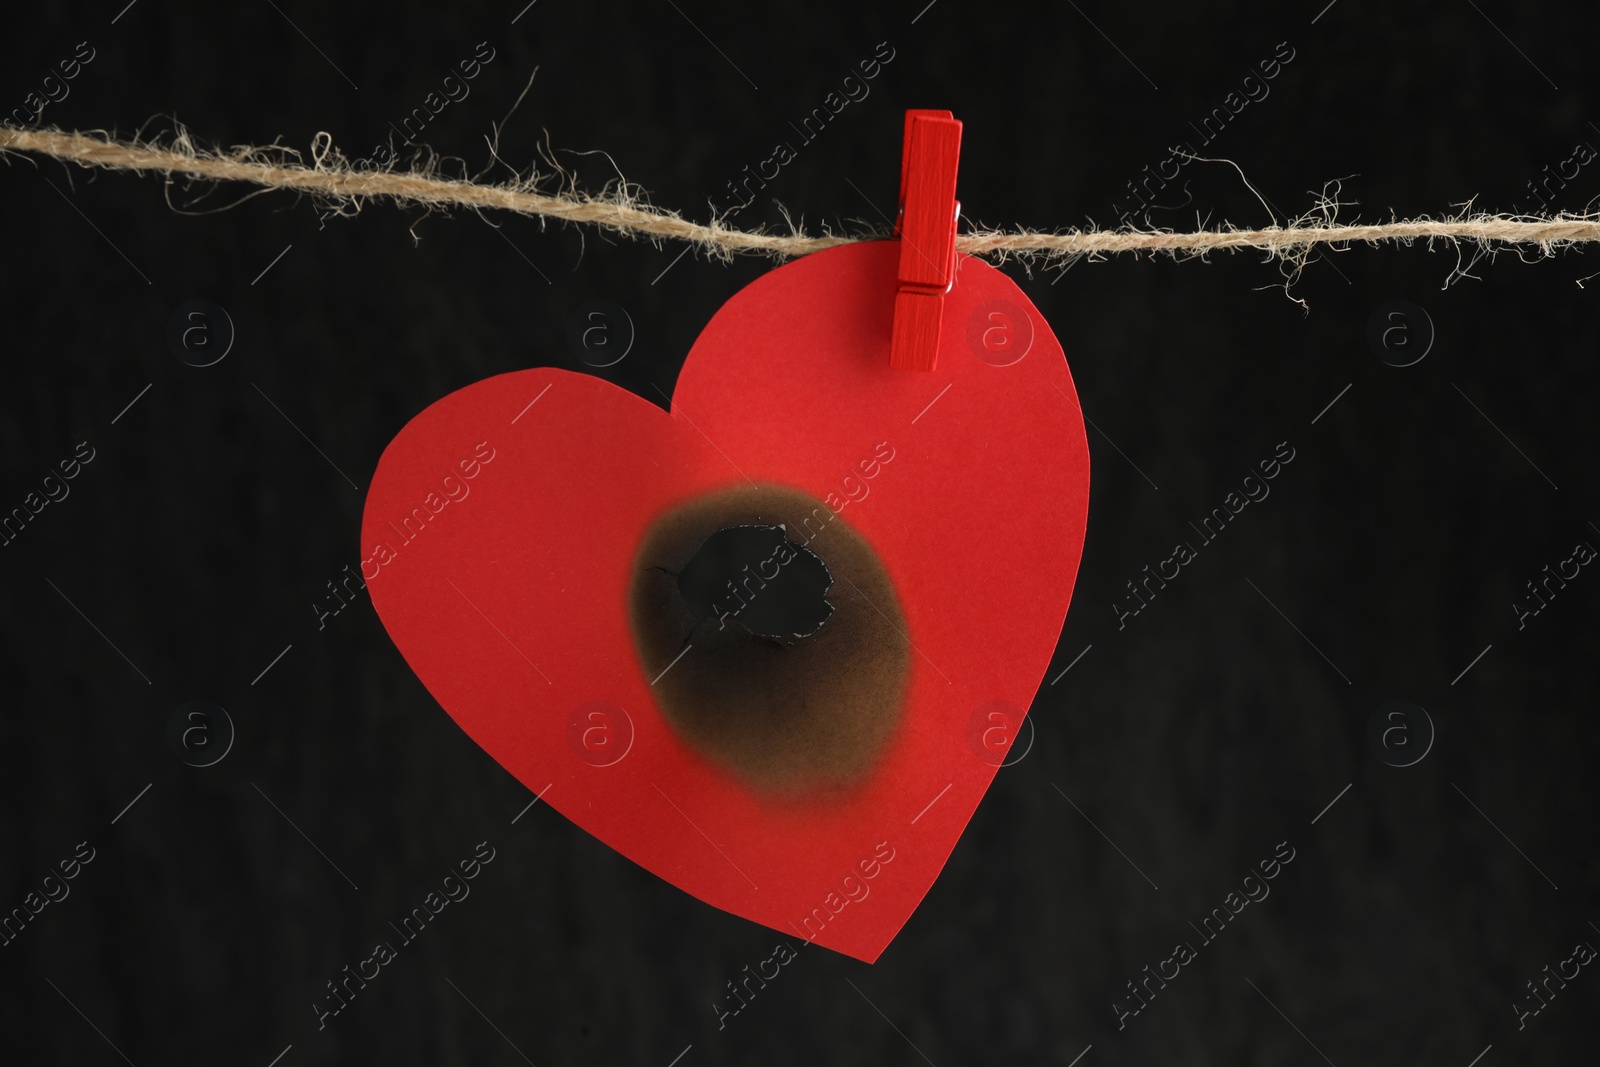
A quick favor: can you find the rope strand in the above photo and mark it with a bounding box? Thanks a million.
[6,126,1599,266]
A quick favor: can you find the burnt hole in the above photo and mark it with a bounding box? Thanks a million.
[669,524,835,643]
[628,484,910,795]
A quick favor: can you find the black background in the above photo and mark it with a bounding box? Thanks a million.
[3,1,1598,1064]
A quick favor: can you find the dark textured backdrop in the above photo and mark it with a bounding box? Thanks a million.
[3,1,1597,1064]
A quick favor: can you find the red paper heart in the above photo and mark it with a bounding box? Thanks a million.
[362,241,1089,962]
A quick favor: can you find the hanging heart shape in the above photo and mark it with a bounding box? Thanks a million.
[362,240,1089,962]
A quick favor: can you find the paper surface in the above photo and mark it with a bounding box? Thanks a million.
[361,240,1090,962]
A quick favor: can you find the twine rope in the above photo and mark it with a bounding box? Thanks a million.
[5,125,1600,271]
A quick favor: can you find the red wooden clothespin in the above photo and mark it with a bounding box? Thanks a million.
[890,109,962,371]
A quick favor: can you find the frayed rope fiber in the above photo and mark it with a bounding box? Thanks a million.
[7,125,1600,268]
